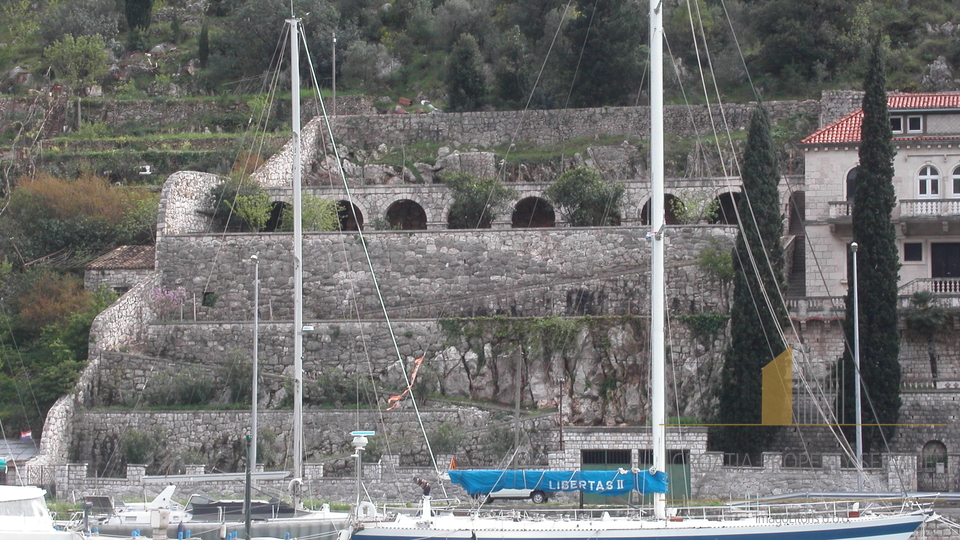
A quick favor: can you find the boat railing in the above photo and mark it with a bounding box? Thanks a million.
[368,497,927,523]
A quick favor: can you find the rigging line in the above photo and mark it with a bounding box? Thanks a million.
[0,301,45,432]
[664,313,693,501]
[202,26,291,297]
[704,0,850,450]
[700,3,805,361]
[671,4,782,361]
[677,0,732,180]
[306,38,446,483]
[704,5,869,482]
[682,3,843,464]
[562,0,600,110]
[474,0,577,238]
[491,0,576,182]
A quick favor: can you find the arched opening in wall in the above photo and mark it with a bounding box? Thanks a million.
[640,194,682,226]
[918,440,949,491]
[846,167,858,201]
[386,200,428,230]
[512,197,555,228]
[264,201,287,232]
[337,200,364,231]
[709,192,742,225]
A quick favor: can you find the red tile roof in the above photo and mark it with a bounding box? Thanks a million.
[802,93,960,145]
[86,245,155,270]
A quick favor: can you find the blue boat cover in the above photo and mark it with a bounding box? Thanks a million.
[448,469,668,495]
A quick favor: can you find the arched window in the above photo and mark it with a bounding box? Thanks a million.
[952,166,960,198]
[918,165,940,199]
[845,168,858,201]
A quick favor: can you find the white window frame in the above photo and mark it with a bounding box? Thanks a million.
[952,165,960,198]
[890,116,903,134]
[907,115,923,134]
[918,165,940,198]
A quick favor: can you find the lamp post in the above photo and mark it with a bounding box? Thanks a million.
[556,376,565,451]
[251,255,259,473]
[851,242,863,491]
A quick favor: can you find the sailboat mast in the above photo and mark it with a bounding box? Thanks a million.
[288,15,304,501]
[649,0,667,522]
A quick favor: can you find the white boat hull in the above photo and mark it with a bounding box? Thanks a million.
[352,511,928,540]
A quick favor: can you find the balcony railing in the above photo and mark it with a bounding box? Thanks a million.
[830,199,960,219]
[898,278,960,308]
[827,201,852,219]
[900,198,960,218]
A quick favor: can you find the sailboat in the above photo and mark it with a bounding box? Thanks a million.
[343,1,932,539]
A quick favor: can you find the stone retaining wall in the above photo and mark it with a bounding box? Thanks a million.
[328,101,821,150]
[155,226,734,322]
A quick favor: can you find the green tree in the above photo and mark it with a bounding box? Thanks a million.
[713,107,787,457]
[0,172,156,262]
[543,167,624,226]
[903,291,948,380]
[443,172,516,229]
[124,0,153,30]
[39,0,119,45]
[492,25,531,109]
[124,0,153,50]
[279,194,341,231]
[747,0,863,83]
[228,190,272,232]
[561,0,645,107]
[445,33,486,112]
[44,34,109,93]
[210,177,270,231]
[212,0,339,83]
[198,23,210,68]
[838,42,902,453]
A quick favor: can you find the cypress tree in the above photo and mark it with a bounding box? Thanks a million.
[124,0,153,51]
[713,106,788,458]
[839,42,901,453]
[198,23,210,69]
[125,0,153,31]
[445,33,486,112]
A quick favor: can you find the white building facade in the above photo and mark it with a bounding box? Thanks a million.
[800,93,960,300]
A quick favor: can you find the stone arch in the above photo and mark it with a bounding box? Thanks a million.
[846,167,858,201]
[710,191,742,225]
[920,440,947,469]
[640,194,682,226]
[337,200,364,231]
[386,199,428,230]
[264,201,287,232]
[512,197,555,228]
[918,440,949,491]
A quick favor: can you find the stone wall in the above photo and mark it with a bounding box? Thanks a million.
[155,226,735,322]
[69,408,555,480]
[84,268,155,293]
[155,170,221,238]
[27,273,160,482]
[0,96,374,134]
[818,91,866,127]
[693,452,916,498]
[91,312,723,425]
[261,177,757,230]
[328,101,821,150]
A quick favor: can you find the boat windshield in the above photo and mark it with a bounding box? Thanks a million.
[0,496,49,518]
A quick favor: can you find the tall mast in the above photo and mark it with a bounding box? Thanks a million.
[287,14,304,506]
[649,0,666,522]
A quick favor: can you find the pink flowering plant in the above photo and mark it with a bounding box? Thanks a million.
[151,287,187,320]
